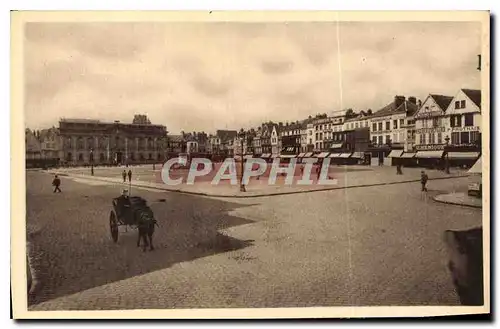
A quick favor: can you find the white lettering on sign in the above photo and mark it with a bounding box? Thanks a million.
[415,127,446,134]
[451,126,480,132]
[415,112,443,118]
[415,144,445,151]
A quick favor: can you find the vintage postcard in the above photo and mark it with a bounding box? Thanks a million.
[11,10,490,319]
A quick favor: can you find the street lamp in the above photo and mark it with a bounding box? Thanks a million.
[90,148,94,176]
[444,135,450,174]
[238,129,246,192]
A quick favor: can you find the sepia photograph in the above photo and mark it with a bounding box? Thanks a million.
[11,10,490,319]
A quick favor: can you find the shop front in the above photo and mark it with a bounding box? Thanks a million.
[387,149,404,166]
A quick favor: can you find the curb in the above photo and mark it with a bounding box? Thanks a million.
[49,171,469,199]
[432,195,482,209]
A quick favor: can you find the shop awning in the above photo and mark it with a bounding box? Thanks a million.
[328,153,342,158]
[304,152,313,157]
[297,153,306,158]
[271,154,279,158]
[351,152,365,159]
[400,152,416,158]
[315,152,330,158]
[279,154,297,158]
[339,153,353,158]
[415,151,444,159]
[329,143,343,149]
[468,156,482,174]
[260,153,271,158]
[447,152,480,159]
[387,150,404,158]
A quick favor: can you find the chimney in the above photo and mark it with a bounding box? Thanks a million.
[279,122,283,126]
[408,96,416,105]
[418,99,422,108]
[394,95,406,108]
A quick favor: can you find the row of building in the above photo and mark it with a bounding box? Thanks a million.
[25,88,482,168]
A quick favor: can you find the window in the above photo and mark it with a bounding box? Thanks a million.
[460,100,466,108]
[400,119,404,127]
[437,132,442,144]
[372,136,377,144]
[355,123,359,128]
[309,139,312,145]
[419,133,424,144]
[385,135,391,144]
[430,132,435,144]
[393,120,398,129]
[464,113,474,126]
[432,117,439,128]
[455,101,460,109]
[378,122,383,131]
[424,133,429,144]
[470,131,480,144]
[315,133,318,140]
[450,115,462,127]
[315,126,318,131]
[461,132,470,144]
[372,123,377,132]
[385,122,390,131]
[393,133,398,143]
[378,136,383,145]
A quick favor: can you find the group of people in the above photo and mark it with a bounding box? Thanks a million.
[122,169,133,183]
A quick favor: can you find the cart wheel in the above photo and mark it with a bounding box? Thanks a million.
[109,210,119,243]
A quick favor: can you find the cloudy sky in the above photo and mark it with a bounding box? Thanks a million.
[24,21,481,134]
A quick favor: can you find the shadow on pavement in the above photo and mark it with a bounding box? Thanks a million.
[26,174,257,306]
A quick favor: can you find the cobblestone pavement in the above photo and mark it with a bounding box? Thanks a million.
[26,171,256,306]
[27,172,483,310]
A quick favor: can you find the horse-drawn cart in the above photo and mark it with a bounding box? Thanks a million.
[109,195,158,250]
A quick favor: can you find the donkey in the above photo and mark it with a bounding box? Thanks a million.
[443,227,484,306]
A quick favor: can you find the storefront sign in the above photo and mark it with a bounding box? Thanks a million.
[415,127,446,134]
[414,111,443,118]
[451,126,480,132]
[415,144,445,151]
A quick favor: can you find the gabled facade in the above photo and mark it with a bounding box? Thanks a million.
[25,128,42,160]
[444,89,481,146]
[39,127,63,160]
[414,94,454,150]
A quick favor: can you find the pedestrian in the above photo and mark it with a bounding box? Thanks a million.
[122,170,127,182]
[52,174,61,193]
[128,169,132,183]
[421,170,429,192]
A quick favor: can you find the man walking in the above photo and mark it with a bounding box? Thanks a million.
[128,169,132,183]
[421,170,429,192]
[52,175,61,193]
[122,170,127,183]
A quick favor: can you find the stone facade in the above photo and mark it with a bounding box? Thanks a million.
[59,117,167,165]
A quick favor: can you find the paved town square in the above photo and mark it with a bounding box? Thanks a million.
[26,168,481,310]
[16,13,488,318]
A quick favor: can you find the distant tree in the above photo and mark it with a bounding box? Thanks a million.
[367,109,373,115]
